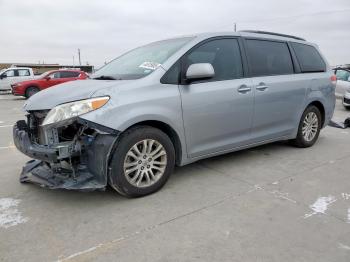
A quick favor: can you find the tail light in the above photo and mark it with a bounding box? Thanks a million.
[331,75,337,85]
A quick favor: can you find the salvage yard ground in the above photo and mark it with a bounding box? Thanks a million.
[0,94,349,262]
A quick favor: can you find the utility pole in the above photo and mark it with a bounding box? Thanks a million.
[234,23,237,32]
[73,56,75,67]
[78,48,81,66]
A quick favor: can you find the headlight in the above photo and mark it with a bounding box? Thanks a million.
[42,96,109,126]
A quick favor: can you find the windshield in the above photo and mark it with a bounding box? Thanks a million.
[93,37,194,80]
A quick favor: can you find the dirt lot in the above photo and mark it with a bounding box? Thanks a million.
[0,94,349,262]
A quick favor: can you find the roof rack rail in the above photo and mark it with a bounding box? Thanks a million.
[240,30,306,41]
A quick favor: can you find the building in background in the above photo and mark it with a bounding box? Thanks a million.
[0,63,94,75]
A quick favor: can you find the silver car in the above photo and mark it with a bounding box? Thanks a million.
[334,68,350,109]
[13,31,336,197]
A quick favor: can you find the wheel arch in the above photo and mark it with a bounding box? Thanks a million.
[306,100,325,127]
[25,85,40,96]
[124,120,183,166]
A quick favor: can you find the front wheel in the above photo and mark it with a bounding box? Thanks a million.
[108,126,175,197]
[291,105,322,148]
[25,86,39,98]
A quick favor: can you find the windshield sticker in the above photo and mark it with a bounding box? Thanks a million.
[139,62,161,70]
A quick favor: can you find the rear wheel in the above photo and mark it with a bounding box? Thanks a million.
[291,105,322,148]
[25,86,39,98]
[108,126,175,197]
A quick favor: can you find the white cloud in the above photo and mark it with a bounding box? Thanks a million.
[0,0,349,67]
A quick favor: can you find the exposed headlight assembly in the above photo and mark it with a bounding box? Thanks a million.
[42,96,109,126]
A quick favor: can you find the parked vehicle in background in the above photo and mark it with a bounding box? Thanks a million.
[0,67,35,91]
[11,70,89,98]
[13,31,335,197]
[334,67,350,109]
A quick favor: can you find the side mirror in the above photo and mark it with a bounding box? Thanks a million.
[0,74,7,79]
[44,76,51,81]
[185,63,215,81]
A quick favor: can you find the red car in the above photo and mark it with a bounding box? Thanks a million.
[11,70,89,98]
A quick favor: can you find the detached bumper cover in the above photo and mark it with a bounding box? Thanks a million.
[20,160,107,190]
[13,120,119,191]
[329,118,350,129]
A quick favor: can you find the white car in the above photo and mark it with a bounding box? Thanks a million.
[0,67,35,91]
[334,68,350,109]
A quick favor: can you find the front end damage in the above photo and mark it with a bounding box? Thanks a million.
[13,111,119,191]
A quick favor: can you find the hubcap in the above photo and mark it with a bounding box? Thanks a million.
[28,89,38,97]
[302,112,318,142]
[123,139,167,188]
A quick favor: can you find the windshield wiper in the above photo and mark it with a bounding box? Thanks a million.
[92,75,117,80]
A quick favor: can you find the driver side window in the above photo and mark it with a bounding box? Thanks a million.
[50,72,61,79]
[183,38,243,83]
[3,70,16,77]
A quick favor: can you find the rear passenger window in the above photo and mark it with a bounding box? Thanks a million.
[60,71,80,78]
[336,70,350,81]
[291,43,326,73]
[184,38,243,82]
[18,69,30,76]
[246,40,294,77]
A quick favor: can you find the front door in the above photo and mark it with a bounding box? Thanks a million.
[0,69,17,90]
[44,71,64,89]
[179,38,254,158]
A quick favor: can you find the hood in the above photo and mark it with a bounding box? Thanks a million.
[24,79,120,111]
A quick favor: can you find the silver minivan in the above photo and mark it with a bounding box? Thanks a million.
[14,31,336,197]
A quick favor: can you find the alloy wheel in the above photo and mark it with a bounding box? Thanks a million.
[302,112,319,142]
[123,139,167,188]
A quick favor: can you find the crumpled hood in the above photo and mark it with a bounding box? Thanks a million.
[24,79,120,111]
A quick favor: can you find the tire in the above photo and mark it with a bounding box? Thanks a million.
[291,105,322,148]
[25,86,39,98]
[108,126,175,198]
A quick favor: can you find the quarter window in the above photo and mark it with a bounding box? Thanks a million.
[291,43,326,73]
[184,38,243,82]
[246,40,294,77]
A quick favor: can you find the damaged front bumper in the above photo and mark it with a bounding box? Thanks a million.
[13,116,119,191]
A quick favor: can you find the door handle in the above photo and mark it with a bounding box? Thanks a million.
[256,83,268,91]
[237,85,251,94]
